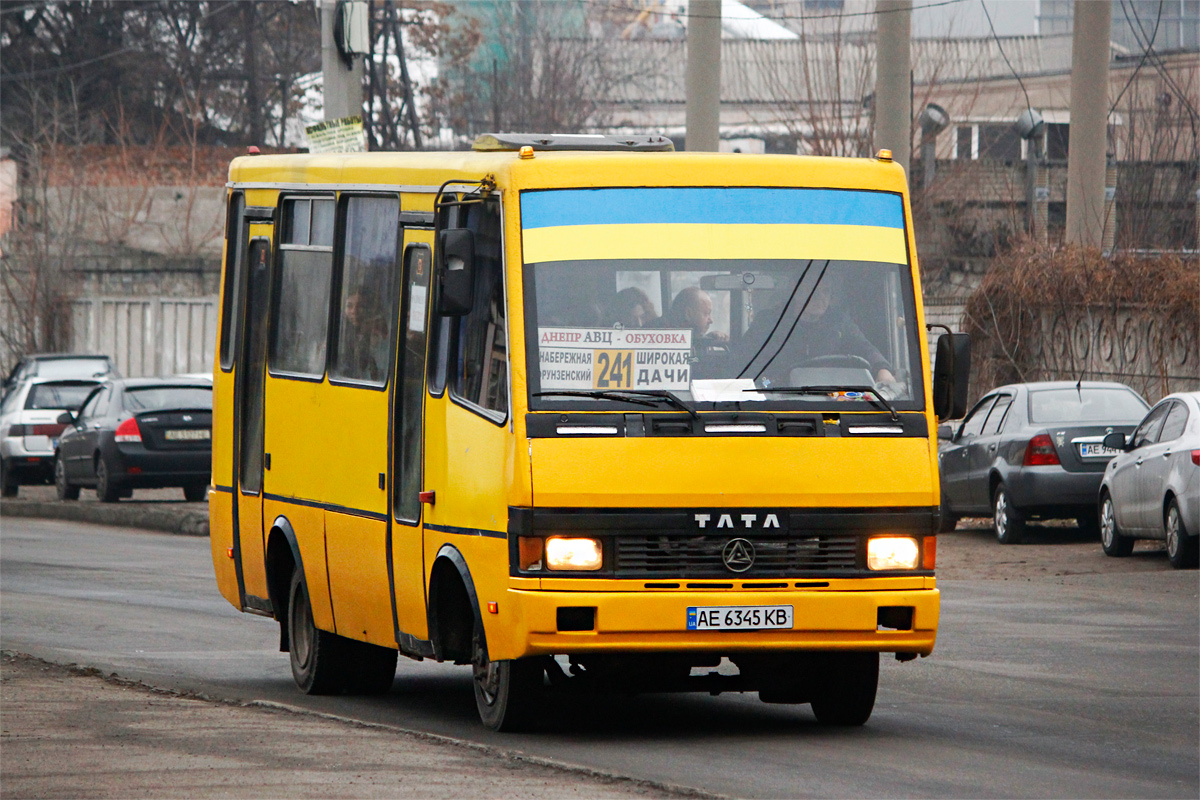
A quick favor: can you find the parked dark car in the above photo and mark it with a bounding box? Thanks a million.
[1099,391,1200,569]
[55,378,212,502]
[938,381,1149,543]
[3,353,118,401]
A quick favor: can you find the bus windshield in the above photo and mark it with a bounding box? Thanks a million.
[521,187,924,411]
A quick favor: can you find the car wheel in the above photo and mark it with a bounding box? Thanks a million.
[992,483,1025,544]
[938,502,959,533]
[55,455,80,501]
[810,652,879,726]
[0,458,18,497]
[1100,492,1134,557]
[182,482,207,502]
[95,457,122,503]
[472,621,544,732]
[287,569,346,695]
[1165,498,1198,570]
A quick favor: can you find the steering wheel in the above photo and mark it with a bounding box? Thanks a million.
[796,354,873,371]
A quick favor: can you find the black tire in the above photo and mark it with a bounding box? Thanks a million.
[1,458,18,497]
[1165,498,1198,570]
[55,455,80,501]
[287,569,346,694]
[1076,509,1100,539]
[340,638,398,695]
[1099,492,1134,557]
[937,504,959,533]
[182,482,207,502]
[472,622,544,731]
[810,652,879,726]
[992,483,1025,545]
[95,457,122,503]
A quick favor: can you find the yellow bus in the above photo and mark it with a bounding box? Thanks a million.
[209,133,970,730]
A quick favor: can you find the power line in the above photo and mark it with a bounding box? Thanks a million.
[1123,0,1199,128]
[979,0,1032,116]
[1109,0,1162,115]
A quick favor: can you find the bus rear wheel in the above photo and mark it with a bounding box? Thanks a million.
[471,623,544,731]
[287,569,345,695]
[809,652,879,726]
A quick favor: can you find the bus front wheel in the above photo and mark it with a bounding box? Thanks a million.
[471,623,543,731]
[809,652,879,726]
[288,569,345,695]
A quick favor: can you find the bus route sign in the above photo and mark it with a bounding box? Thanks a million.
[537,327,692,391]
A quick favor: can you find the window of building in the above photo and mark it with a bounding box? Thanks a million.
[331,196,400,386]
[271,197,336,378]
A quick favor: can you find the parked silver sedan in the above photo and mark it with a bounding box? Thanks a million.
[1099,391,1200,569]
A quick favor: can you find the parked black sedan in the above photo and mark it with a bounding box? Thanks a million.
[938,381,1149,543]
[55,378,212,502]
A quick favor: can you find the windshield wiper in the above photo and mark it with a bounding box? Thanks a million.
[748,385,900,422]
[534,389,699,420]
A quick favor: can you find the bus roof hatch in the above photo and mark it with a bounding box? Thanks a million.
[472,132,675,153]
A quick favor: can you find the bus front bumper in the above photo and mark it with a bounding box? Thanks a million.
[496,586,939,660]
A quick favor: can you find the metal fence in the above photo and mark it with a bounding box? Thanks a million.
[68,296,217,378]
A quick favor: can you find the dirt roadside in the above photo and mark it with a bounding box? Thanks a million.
[0,653,690,800]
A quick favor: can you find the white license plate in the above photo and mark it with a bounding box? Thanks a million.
[1079,443,1119,458]
[165,429,210,441]
[687,605,793,631]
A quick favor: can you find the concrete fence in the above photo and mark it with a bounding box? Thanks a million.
[68,295,218,378]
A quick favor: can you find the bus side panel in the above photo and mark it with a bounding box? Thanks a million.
[422,397,515,649]
[325,511,393,646]
[208,489,239,607]
[237,491,269,600]
[263,498,335,631]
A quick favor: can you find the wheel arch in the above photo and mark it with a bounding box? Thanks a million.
[426,544,482,665]
[265,515,304,648]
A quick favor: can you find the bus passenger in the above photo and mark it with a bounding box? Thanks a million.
[607,287,658,329]
[663,286,728,344]
[340,288,389,382]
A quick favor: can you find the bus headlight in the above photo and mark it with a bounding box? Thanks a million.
[544,537,603,571]
[867,537,920,570]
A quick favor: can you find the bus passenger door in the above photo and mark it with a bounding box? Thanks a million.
[234,234,272,604]
[391,234,434,642]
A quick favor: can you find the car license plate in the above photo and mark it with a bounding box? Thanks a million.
[1079,442,1118,458]
[165,429,210,441]
[687,605,793,631]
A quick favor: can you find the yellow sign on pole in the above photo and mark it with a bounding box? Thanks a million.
[305,115,366,154]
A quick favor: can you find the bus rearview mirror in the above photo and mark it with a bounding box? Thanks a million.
[436,229,476,316]
[932,332,971,422]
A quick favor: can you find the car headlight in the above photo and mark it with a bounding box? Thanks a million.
[867,536,920,570]
[544,537,603,571]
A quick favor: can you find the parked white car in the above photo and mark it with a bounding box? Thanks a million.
[0,377,101,496]
[1099,391,1200,569]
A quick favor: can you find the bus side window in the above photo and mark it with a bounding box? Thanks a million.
[271,197,335,378]
[451,197,507,419]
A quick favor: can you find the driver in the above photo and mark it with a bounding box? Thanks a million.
[740,280,896,386]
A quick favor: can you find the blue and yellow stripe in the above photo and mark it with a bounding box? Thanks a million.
[520,187,907,265]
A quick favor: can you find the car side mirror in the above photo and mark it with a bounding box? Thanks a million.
[937,422,955,441]
[1103,431,1128,451]
[56,411,76,426]
[932,332,971,422]
[435,228,476,317]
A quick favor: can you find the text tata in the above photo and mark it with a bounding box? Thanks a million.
[694,513,781,529]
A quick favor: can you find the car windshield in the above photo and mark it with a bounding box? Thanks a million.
[522,188,924,411]
[1028,388,1148,423]
[124,386,212,411]
[25,382,98,411]
[33,358,111,380]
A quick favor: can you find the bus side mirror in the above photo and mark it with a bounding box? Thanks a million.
[932,332,971,422]
[436,228,476,317]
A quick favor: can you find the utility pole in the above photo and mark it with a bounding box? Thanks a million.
[685,0,721,152]
[321,0,364,121]
[873,0,912,172]
[1065,0,1112,247]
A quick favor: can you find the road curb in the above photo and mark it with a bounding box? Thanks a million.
[0,499,208,537]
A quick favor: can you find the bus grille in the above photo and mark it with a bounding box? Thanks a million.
[614,534,859,577]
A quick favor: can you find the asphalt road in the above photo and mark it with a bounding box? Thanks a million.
[2,517,1197,798]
